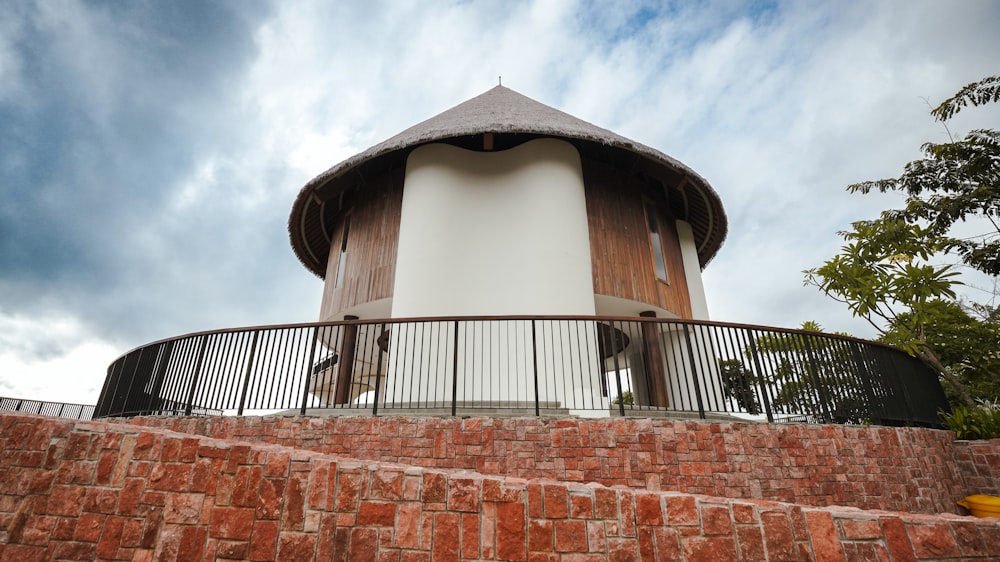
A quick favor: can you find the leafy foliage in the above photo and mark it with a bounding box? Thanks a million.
[805,76,1000,407]
[612,391,634,405]
[804,218,960,342]
[941,400,1000,440]
[931,75,1000,121]
[755,322,872,424]
[719,322,876,424]
[883,299,1000,404]
[803,216,971,405]
[719,359,761,415]
[848,75,1000,275]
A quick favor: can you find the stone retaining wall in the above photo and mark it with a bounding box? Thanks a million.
[126,415,1000,515]
[2,413,999,561]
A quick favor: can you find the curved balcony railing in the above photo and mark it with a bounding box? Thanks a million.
[95,316,950,427]
[1,397,95,421]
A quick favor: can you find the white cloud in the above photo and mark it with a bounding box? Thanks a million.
[1,0,998,405]
[0,311,115,403]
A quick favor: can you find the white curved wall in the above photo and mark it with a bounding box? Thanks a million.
[391,138,596,317]
[677,220,709,320]
[386,139,600,408]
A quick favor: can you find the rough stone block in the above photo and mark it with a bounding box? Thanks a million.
[46,485,85,516]
[277,532,317,561]
[147,463,192,492]
[554,520,588,552]
[358,501,396,526]
[249,520,279,561]
[634,493,663,526]
[448,476,482,513]
[497,501,527,561]
[682,536,737,561]
[665,495,698,526]
[700,504,733,536]
[209,506,255,540]
[907,524,959,558]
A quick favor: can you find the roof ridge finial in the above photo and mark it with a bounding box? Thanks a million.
[498,75,502,86]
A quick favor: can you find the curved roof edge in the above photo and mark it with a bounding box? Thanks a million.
[289,85,728,278]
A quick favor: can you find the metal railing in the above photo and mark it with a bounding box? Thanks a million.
[95,316,950,427]
[1,397,95,421]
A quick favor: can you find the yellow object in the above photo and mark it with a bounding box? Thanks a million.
[957,495,1000,518]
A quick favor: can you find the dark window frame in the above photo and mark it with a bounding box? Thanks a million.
[334,215,352,288]
[644,201,670,284]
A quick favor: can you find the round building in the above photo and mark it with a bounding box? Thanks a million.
[288,86,727,411]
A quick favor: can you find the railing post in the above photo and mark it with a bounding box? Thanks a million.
[372,322,387,417]
[183,336,209,416]
[532,320,540,416]
[334,316,359,405]
[681,324,706,419]
[300,326,319,416]
[236,331,260,416]
[746,334,774,423]
[610,321,626,417]
[451,320,459,417]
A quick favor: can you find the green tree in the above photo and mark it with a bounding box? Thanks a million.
[719,322,881,424]
[755,321,873,424]
[882,299,1000,405]
[805,76,1000,407]
[719,359,761,415]
[803,216,971,404]
[849,75,1000,275]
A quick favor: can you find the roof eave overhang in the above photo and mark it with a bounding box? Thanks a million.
[288,87,728,279]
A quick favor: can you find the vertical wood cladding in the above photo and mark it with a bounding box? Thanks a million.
[584,161,693,318]
[319,169,403,320]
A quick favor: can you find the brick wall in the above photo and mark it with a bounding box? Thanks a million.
[954,439,1000,496]
[2,413,999,562]
[125,415,1000,516]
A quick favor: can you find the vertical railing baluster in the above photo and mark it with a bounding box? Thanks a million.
[237,331,259,416]
[95,357,123,418]
[183,336,209,416]
[746,332,774,423]
[681,324,706,419]
[451,320,459,416]
[886,351,916,424]
[143,342,173,416]
[532,320,540,416]
[800,335,833,423]
[300,326,319,415]
[120,348,147,417]
[611,321,626,417]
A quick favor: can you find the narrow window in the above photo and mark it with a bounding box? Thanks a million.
[334,216,351,288]
[646,203,668,283]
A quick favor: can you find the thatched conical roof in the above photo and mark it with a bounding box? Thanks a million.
[289,86,727,277]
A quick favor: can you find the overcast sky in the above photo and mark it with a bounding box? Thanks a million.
[2,0,998,405]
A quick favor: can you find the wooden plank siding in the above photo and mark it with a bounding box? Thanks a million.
[583,161,693,318]
[319,169,403,320]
